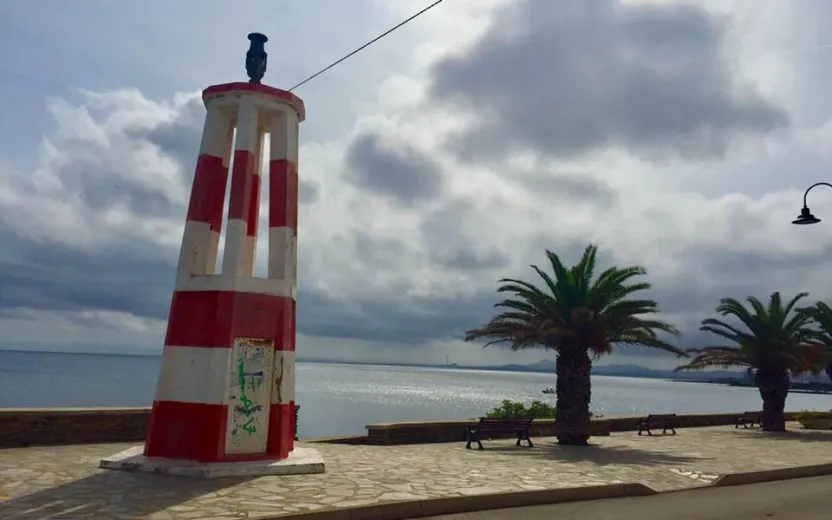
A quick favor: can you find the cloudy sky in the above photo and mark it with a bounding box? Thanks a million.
[1,0,832,368]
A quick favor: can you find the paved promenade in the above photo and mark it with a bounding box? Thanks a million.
[426,475,832,520]
[1,425,831,519]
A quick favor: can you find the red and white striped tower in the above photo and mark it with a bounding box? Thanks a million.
[143,34,306,463]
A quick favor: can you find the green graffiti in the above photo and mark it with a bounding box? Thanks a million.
[237,357,247,396]
[236,356,259,434]
[248,377,263,392]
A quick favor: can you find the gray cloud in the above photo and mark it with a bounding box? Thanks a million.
[299,180,321,204]
[430,0,788,162]
[62,153,179,218]
[419,199,511,271]
[650,242,832,316]
[36,108,190,221]
[344,132,445,204]
[519,171,618,207]
[351,231,408,269]
[297,288,496,344]
[431,248,509,271]
[0,230,173,320]
[140,95,205,176]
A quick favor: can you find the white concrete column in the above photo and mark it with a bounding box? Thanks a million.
[267,109,300,289]
[176,104,233,286]
[221,96,260,278]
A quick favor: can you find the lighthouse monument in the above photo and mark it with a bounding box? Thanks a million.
[100,34,324,477]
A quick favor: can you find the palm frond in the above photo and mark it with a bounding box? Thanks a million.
[674,346,750,371]
[782,292,810,322]
[465,244,681,362]
[679,292,818,374]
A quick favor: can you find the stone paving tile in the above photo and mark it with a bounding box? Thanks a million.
[0,424,831,519]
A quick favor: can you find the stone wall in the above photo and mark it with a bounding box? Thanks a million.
[0,405,302,449]
[0,408,802,448]
[0,408,150,448]
[304,435,370,445]
[604,412,800,433]
[363,411,802,445]
[364,418,612,445]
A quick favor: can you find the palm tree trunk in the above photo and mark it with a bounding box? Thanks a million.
[555,348,592,446]
[755,368,790,432]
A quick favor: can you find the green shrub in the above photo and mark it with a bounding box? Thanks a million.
[484,399,556,419]
[794,410,832,421]
[483,399,602,420]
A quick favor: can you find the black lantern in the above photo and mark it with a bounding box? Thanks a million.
[792,207,821,225]
[792,182,832,226]
[246,33,268,84]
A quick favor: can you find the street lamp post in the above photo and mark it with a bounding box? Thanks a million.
[792,182,832,225]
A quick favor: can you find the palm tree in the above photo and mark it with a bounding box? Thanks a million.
[798,301,832,382]
[464,244,683,446]
[675,292,817,432]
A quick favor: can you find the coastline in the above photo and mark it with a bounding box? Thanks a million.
[676,377,832,395]
[4,349,832,394]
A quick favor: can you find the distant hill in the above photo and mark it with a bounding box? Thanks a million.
[492,360,742,381]
[296,357,829,383]
[298,357,743,381]
[497,359,556,372]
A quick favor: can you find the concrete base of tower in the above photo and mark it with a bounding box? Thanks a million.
[99,446,325,478]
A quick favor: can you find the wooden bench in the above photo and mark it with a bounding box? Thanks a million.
[636,414,677,436]
[735,411,761,429]
[465,418,534,450]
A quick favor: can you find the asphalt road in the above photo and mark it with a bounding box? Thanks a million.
[425,475,832,520]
